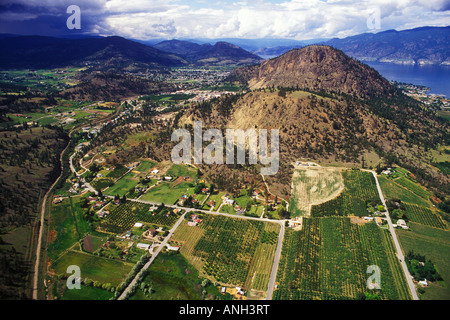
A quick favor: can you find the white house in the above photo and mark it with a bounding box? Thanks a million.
[134,222,143,228]
[166,245,180,251]
[136,243,150,250]
[418,279,428,287]
[223,197,234,205]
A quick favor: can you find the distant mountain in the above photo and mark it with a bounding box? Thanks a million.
[153,40,264,65]
[324,26,450,65]
[252,45,305,59]
[231,45,394,99]
[153,40,213,58]
[0,35,186,70]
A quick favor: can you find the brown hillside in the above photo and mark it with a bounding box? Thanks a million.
[181,89,449,198]
[233,45,394,99]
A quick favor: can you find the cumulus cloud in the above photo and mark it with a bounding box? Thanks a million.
[0,0,449,39]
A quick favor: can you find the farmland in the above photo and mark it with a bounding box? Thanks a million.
[47,197,91,260]
[171,214,280,294]
[403,204,447,230]
[378,167,448,230]
[397,223,450,300]
[310,170,379,217]
[274,217,411,300]
[51,250,133,287]
[98,201,182,234]
[128,252,224,300]
[290,167,345,217]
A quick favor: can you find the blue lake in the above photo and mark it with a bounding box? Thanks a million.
[365,61,450,98]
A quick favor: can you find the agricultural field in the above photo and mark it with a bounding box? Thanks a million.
[128,252,225,300]
[171,214,280,294]
[98,201,182,234]
[134,160,157,172]
[290,167,345,217]
[397,223,450,300]
[47,196,91,260]
[378,166,447,230]
[378,169,433,208]
[310,170,380,217]
[403,204,447,230]
[51,250,133,287]
[274,217,411,300]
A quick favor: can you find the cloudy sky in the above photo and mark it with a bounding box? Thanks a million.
[0,0,449,40]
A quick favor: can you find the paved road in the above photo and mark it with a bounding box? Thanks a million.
[364,169,419,300]
[118,212,187,300]
[69,151,96,193]
[266,221,285,300]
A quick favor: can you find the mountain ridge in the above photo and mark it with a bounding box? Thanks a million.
[0,35,186,70]
[324,26,450,65]
[153,39,264,65]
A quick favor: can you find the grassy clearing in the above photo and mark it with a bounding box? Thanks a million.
[104,172,139,197]
[140,181,195,205]
[51,251,133,286]
[61,284,114,300]
[166,164,198,179]
[47,197,88,260]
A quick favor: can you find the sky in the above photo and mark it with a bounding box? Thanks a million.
[0,0,449,40]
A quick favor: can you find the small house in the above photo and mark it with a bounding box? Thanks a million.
[375,217,383,226]
[148,229,158,237]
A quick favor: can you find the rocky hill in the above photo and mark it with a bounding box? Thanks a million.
[231,45,395,99]
[182,46,449,198]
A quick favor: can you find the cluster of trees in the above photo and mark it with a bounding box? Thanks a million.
[405,250,442,282]
[113,252,151,299]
